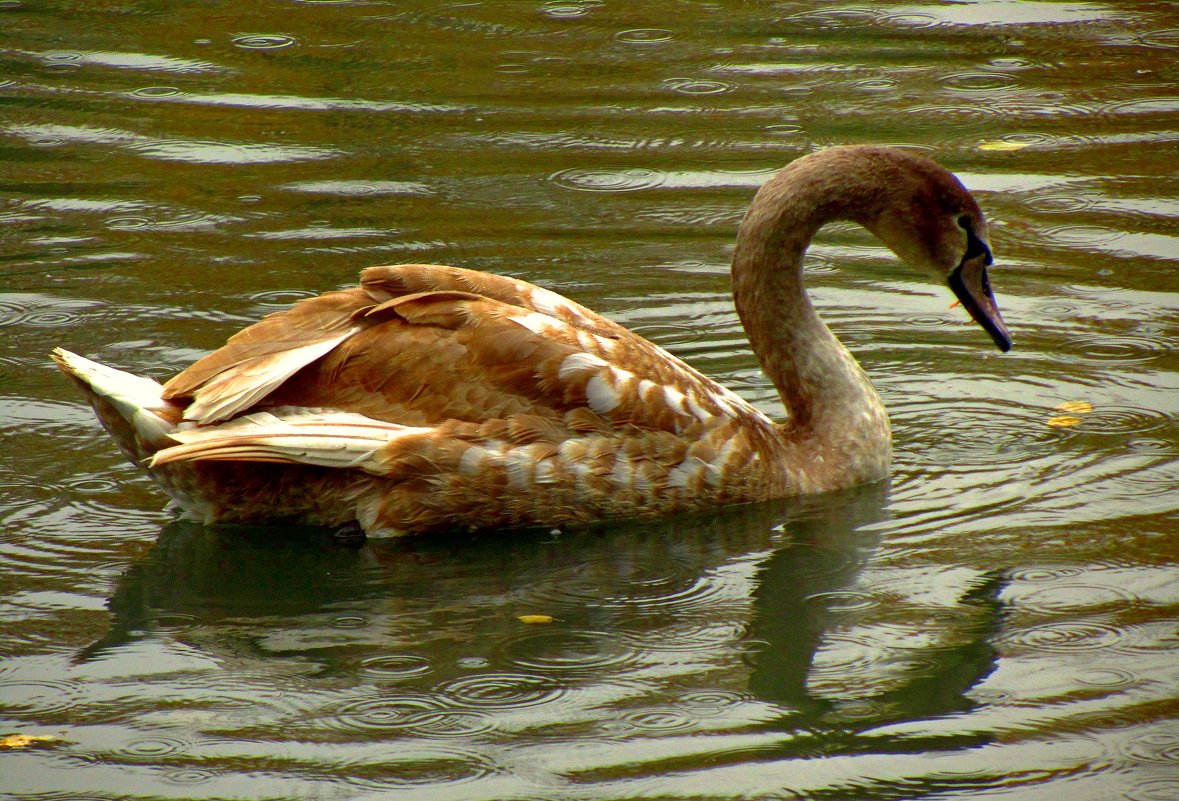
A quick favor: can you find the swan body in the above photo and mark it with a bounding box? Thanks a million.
[53,146,1010,537]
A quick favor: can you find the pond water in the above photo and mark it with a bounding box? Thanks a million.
[2,1,1177,798]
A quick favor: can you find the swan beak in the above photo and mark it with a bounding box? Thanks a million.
[949,261,1012,352]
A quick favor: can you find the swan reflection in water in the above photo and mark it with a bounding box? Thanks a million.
[81,484,1003,754]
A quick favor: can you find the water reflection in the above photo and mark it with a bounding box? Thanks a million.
[749,500,1003,736]
[79,483,1000,754]
[6,122,340,164]
[83,490,883,680]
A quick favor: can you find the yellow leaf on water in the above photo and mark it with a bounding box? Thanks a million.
[978,140,1030,152]
[517,614,556,625]
[1054,401,1093,414]
[1047,415,1083,428]
[0,734,59,749]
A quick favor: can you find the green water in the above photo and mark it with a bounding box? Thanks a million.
[2,1,1177,799]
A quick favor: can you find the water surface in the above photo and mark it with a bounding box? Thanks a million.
[1,1,1177,799]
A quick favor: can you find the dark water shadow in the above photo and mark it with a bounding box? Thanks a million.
[79,483,1003,748]
[748,503,1005,734]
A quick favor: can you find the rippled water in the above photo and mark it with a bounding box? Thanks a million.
[2,1,1177,798]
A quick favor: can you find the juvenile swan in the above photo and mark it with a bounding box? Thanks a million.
[54,146,1011,537]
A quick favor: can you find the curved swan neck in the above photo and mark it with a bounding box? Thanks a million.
[731,148,892,474]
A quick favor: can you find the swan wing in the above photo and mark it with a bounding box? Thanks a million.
[162,287,370,424]
[162,264,773,439]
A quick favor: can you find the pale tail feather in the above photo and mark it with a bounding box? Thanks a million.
[151,408,425,475]
[51,348,178,457]
[181,332,358,425]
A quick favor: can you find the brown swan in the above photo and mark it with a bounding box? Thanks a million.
[53,145,1011,537]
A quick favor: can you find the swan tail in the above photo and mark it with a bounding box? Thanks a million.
[51,348,183,462]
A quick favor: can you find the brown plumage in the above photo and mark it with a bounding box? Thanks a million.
[52,146,1011,537]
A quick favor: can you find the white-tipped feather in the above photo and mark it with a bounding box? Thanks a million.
[558,351,609,380]
[509,312,556,336]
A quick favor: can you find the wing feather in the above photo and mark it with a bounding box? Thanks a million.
[157,264,776,443]
[163,288,371,424]
[177,335,359,424]
[152,408,421,473]
[361,264,628,338]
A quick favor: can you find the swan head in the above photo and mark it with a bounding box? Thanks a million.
[851,147,1012,352]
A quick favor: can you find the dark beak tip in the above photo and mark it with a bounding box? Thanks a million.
[985,312,1013,353]
[949,263,1012,354]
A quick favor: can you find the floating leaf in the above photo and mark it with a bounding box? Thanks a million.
[1047,415,1083,428]
[978,140,1030,151]
[1054,401,1093,414]
[517,614,556,625]
[0,734,59,749]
